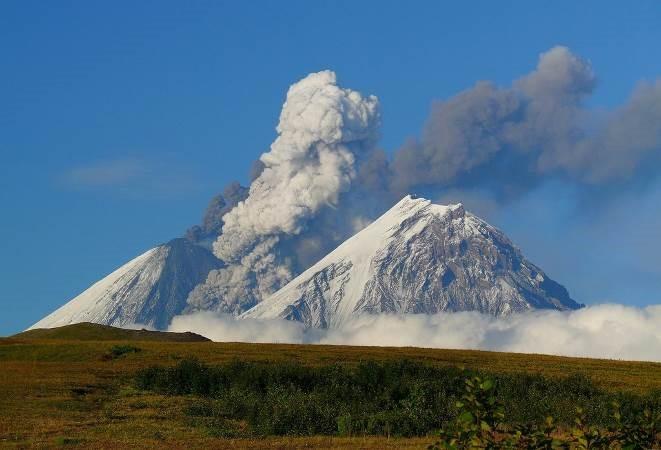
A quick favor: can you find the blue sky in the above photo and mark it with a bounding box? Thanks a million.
[2,1,660,334]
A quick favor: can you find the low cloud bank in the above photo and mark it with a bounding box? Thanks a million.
[169,304,661,362]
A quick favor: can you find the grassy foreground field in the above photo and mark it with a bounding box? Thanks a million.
[1,323,660,448]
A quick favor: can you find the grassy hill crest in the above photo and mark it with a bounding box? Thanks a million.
[12,322,210,342]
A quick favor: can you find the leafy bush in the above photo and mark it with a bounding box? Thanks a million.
[428,375,661,449]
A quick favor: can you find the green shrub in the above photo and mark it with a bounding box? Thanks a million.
[429,376,661,449]
[53,436,81,446]
[105,344,141,360]
[134,358,661,440]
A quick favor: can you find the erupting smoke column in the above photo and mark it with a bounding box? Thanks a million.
[187,71,380,313]
[215,70,380,262]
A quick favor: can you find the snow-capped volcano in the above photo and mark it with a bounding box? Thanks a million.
[242,195,581,328]
[29,238,222,330]
[31,196,580,332]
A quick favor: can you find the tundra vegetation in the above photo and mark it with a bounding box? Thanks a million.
[135,359,660,447]
[1,323,660,448]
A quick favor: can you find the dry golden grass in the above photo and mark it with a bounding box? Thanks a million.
[1,330,660,448]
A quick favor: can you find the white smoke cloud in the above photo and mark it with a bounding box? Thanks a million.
[169,304,661,362]
[186,71,381,314]
[215,70,380,261]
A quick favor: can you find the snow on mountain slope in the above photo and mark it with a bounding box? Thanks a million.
[29,239,222,330]
[242,195,581,328]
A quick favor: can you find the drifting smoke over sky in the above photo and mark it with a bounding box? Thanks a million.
[389,46,661,202]
[169,304,661,362]
[185,46,661,315]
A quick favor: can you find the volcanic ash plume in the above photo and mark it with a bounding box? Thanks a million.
[389,45,661,204]
[390,46,596,198]
[186,70,381,314]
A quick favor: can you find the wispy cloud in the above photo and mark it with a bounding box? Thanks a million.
[62,158,146,187]
[168,304,661,362]
[58,157,204,198]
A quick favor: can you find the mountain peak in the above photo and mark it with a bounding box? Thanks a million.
[243,196,580,328]
[390,195,468,231]
[395,194,463,213]
[29,239,223,330]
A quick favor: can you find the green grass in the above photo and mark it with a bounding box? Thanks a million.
[0,323,660,448]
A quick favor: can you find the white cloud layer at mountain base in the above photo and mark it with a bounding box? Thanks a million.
[168,303,661,362]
